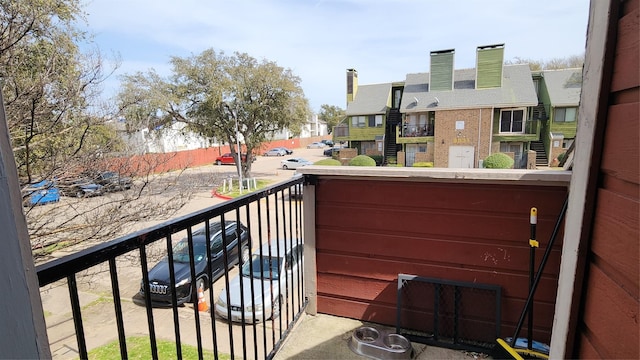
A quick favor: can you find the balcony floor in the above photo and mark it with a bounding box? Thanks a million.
[274,313,492,359]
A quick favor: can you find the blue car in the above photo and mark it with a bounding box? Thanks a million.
[22,180,60,206]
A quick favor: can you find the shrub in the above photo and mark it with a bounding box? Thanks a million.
[483,153,514,169]
[386,156,397,164]
[314,158,341,166]
[412,162,434,167]
[348,155,377,166]
[369,154,383,166]
[557,152,566,163]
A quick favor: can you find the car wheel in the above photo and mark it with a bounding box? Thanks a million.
[271,295,283,320]
[282,165,288,170]
[215,160,222,165]
[241,246,250,264]
[75,190,84,198]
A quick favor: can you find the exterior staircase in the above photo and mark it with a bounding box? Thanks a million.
[530,141,548,166]
[384,109,402,165]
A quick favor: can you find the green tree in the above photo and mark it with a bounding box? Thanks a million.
[118,49,310,179]
[317,104,345,134]
[1,0,196,254]
[0,0,120,183]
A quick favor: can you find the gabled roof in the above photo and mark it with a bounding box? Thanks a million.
[345,83,392,115]
[542,68,582,107]
[400,64,538,112]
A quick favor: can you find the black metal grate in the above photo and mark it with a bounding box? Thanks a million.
[396,274,501,353]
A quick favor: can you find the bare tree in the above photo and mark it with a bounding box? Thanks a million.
[505,54,585,70]
[1,1,207,256]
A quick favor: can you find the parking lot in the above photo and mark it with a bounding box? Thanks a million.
[39,145,330,359]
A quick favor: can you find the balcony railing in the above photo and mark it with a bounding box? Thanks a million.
[36,175,306,360]
[400,125,434,138]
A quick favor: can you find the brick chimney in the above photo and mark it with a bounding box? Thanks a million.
[347,68,358,105]
[430,49,455,91]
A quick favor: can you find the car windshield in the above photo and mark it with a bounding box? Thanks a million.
[171,240,206,263]
[241,254,281,280]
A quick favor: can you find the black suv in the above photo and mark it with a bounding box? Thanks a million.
[140,220,250,306]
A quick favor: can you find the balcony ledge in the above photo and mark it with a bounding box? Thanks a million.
[296,166,571,187]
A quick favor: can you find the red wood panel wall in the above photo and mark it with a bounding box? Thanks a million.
[576,0,640,358]
[314,178,568,343]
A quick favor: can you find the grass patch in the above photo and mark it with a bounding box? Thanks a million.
[32,240,74,257]
[85,336,226,360]
[81,293,113,311]
[216,179,272,198]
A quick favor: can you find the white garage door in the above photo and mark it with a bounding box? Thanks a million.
[448,146,475,168]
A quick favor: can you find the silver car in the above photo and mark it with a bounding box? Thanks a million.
[281,158,312,170]
[263,148,287,156]
[306,142,325,149]
[215,240,303,323]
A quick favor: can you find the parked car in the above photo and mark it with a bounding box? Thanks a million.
[281,158,312,170]
[93,171,133,192]
[307,142,326,149]
[215,153,253,165]
[140,220,251,306]
[276,147,293,155]
[58,178,103,198]
[21,180,60,207]
[214,240,303,322]
[323,147,342,157]
[263,148,287,157]
[321,140,334,147]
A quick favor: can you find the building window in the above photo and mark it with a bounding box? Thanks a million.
[500,109,524,133]
[367,115,382,127]
[554,107,577,122]
[351,116,366,128]
[361,141,377,154]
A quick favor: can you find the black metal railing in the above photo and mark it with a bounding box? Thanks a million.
[400,125,434,137]
[37,175,306,360]
[396,274,501,353]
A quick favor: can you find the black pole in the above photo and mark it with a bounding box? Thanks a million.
[510,197,568,348]
[528,207,538,351]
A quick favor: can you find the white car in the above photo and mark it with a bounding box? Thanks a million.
[214,240,303,323]
[281,158,312,170]
[306,142,325,149]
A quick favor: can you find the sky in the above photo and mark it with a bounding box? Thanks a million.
[81,0,591,113]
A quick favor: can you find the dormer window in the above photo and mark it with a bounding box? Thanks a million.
[500,108,525,133]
